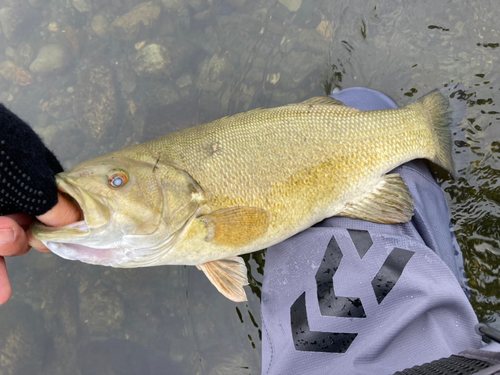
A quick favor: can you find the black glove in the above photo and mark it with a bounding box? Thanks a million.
[0,103,63,216]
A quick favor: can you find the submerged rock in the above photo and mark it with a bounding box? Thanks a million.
[197,53,235,93]
[132,43,171,77]
[80,285,125,334]
[29,44,72,74]
[161,0,185,12]
[279,0,302,12]
[134,80,180,113]
[45,91,74,120]
[0,60,32,85]
[71,0,92,13]
[116,65,137,94]
[16,42,36,68]
[91,14,111,37]
[0,6,39,40]
[79,284,125,334]
[73,65,117,142]
[279,49,320,89]
[111,1,161,41]
[153,83,179,106]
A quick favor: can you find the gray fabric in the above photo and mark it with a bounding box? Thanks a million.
[261,88,482,374]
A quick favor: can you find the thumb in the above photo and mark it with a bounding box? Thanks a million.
[28,193,81,252]
[36,193,81,227]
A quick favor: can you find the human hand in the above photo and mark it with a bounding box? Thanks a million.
[0,193,80,304]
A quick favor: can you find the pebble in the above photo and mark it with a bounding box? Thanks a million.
[29,44,72,74]
[0,61,32,85]
[278,0,302,12]
[91,14,110,37]
[0,6,38,40]
[161,0,185,12]
[47,22,58,32]
[132,43,171,77]
[71,0,92,13]
[110,1,161,41]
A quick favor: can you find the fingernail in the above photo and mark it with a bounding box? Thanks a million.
[0,229,14,244]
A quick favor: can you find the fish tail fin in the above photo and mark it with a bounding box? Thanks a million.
[413,84,468,178]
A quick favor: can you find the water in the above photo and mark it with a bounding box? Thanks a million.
[0,0,499,374]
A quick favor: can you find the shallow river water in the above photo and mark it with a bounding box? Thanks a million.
[0,0,499,374]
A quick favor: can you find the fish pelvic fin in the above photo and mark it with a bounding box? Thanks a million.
[197,256,248,302]
[412,84,468,178]
[338,174,414,224]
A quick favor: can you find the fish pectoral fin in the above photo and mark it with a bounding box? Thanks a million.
[197,257,249,302]
[198,207,269,247]
[296,96,359,110]
[338,174,415,224]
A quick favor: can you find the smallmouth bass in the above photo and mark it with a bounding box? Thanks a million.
[32,86,466,301]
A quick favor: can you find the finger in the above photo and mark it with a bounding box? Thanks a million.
[0,257,11,305]
[36,193,81,227]
[5,213,32,231]
[0,216,30,257]
[26,229,51,253]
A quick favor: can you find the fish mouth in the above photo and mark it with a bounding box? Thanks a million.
[57,176,87,228]
[31,175,108,242]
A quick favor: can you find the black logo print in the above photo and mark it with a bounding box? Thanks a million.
[316,235,366,318]
[290,231,414,354]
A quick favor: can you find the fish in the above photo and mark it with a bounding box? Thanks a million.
[31,85,467,302]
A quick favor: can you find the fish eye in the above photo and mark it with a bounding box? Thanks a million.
[108,171,128,188]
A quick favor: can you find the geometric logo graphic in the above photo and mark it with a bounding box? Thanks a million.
[291,232,414,354]
[316,235,366,318]
[291,292,357,353]
[347,229,373,259]
[371,247,414,304]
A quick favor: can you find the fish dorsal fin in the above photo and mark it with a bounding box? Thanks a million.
[338,174,415,224]
[198,207,269,247]
[297,96,355,108]
[197,256,248,302]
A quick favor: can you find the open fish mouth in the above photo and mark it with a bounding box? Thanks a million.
[31,175,97,242]
[30,175,125,265]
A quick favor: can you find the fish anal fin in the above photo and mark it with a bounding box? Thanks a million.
[198,207,269,247]
[197,256,248,302]
[338,174,415,224]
